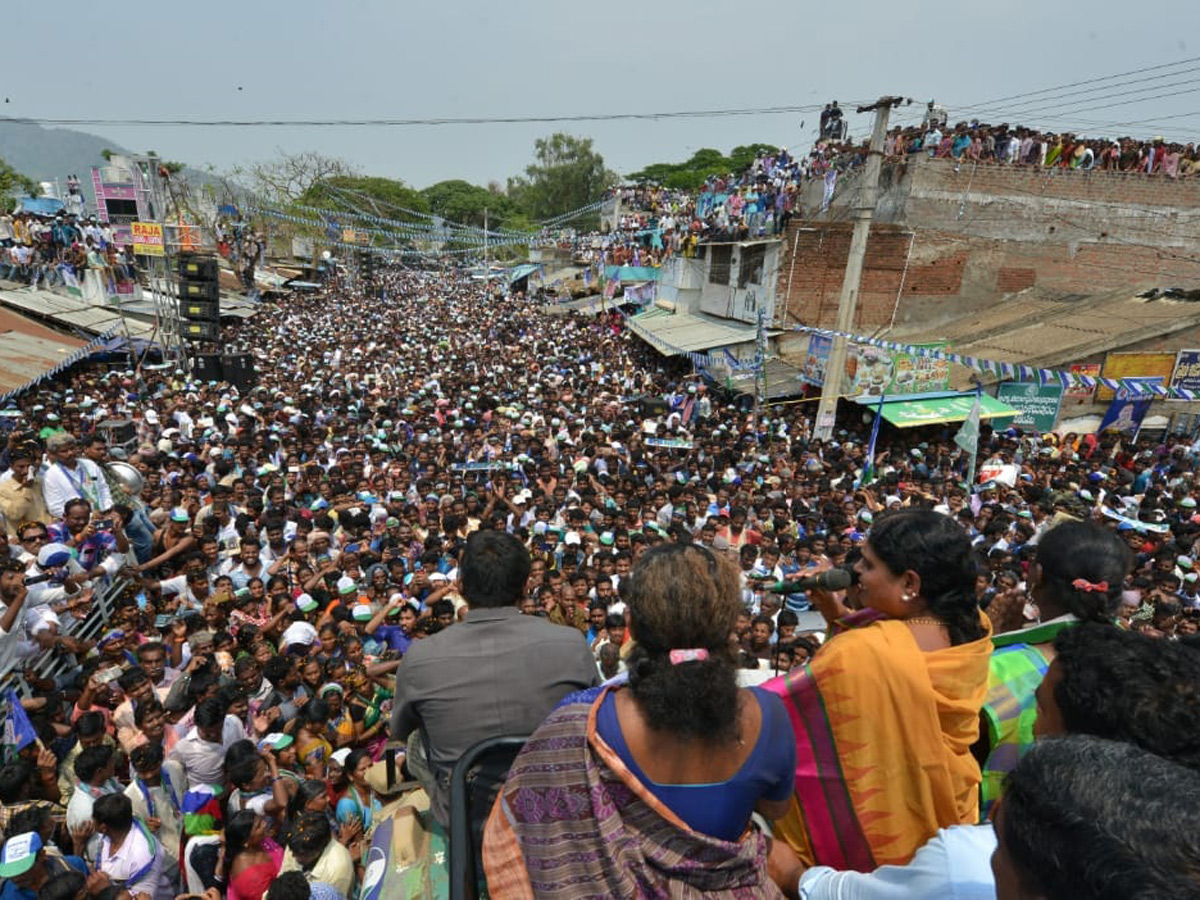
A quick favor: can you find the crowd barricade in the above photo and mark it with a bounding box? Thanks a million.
[0,577,129,698]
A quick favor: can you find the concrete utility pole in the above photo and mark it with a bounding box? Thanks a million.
[812,96,905,441]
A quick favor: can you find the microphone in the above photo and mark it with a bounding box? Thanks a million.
[769,568,853,594]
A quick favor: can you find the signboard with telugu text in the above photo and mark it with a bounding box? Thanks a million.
[1169,350,1200,399]
[130,221,164,256]
[996,382,1064,432]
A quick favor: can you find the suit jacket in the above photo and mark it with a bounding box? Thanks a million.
[391,605,599,824]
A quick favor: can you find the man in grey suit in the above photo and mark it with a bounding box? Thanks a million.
[390,529,599,826]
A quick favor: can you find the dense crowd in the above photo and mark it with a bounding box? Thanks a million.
[892,118,1200,175]
[0,257,1198,900]
[0,210,136,292]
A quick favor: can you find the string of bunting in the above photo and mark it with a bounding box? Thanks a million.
[252,208,530,254]
[792,325,1197,400]
[291,194,532,242]
[0,327,120,405]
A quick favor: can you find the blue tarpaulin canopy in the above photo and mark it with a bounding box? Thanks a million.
[508,264,540,285]
[604,265,660,282]
[16,197,66,217]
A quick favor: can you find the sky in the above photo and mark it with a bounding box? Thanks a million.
[5,0,1200,191]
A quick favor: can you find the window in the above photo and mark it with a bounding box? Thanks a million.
[708,245,732,285]
[738,244,767,288]
[104,198,139,225]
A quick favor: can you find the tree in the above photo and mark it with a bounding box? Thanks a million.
[508,133,617,223]
[235,150,359,206]
[0,155,37,200]
[626,143,780,191]
[421,179,519,229]
[302,175,429,219]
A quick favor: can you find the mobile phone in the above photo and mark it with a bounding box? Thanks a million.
[23,572,53,586]
[94,520,113,532]
[95,666,124,685]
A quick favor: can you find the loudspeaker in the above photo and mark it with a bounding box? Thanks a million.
[181,321,219,342]
[638,396,669,417]
[179,279,219,302]
[180,300,218,322]
[178,255,218,281]
[192,353,222,382]
[220,352,257,391]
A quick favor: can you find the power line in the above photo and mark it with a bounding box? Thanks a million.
[0,104,837,129]
[948,55,1200,114]
[962,81,1200,124]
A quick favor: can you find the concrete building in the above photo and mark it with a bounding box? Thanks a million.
[774,156,1200,432]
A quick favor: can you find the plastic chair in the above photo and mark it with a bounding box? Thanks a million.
[448,735,529,900]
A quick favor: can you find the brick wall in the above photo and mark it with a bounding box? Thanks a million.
[779,156,1200,332]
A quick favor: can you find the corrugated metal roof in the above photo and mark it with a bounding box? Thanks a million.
[891,287,1200,368]
[0,331,87,394]
[0,288,157,338]
[629,309,780,354]
[726,358,807,399]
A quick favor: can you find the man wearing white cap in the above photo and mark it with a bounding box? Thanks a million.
[0,830,86,900]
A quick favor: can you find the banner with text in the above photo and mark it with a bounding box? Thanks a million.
[1170,349,1200,399]
[130,222,164,256]
[996,382,1064,432]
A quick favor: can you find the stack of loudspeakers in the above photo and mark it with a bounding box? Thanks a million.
[178,254,219,342]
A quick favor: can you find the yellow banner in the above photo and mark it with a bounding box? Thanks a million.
[130,221,165,256]
[1096,352,1176,402]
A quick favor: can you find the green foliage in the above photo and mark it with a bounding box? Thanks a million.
[507,133,617,223]
[626,143,780,191]
[301,175,429,218]
[0,156,38,200]
[421,179,518,229]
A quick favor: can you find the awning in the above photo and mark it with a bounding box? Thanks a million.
[604,265,660,282]
[870,393,1019,428]
[628,308,780,355]
[508,264,540,285]
[727,358,807,400]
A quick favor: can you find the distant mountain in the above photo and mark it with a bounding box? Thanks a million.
[0,120,131,202]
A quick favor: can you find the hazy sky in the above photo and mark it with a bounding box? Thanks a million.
[6,0,1199,190]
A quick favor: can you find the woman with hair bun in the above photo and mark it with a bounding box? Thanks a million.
[483,542,795,898]
[978,519,1132,817]
[765,508,993,872]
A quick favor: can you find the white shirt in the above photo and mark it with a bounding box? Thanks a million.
[123,759,188,864]
[167,715,246,787]
[42,459,113,518]
[798,825,996,900]
[95,819,174,900]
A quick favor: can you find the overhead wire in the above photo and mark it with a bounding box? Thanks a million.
[947,55,1200,116]
[0,104,841,129]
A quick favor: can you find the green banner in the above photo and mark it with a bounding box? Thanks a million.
[996,382,1064,432]
[843,342,950,399]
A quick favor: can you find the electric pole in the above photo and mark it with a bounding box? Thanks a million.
[812,96,905,441]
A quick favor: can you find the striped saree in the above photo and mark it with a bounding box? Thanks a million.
[761,614,992,871]
[482,686,781,899]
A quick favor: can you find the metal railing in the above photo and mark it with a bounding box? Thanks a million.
[0,577,130,699]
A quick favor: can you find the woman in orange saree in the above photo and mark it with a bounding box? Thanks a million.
[763,509,992,871]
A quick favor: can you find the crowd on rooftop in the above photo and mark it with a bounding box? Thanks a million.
[0,237,1196,899]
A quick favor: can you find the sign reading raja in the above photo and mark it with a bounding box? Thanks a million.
[130,221,165,256]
